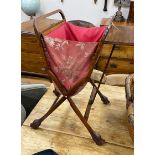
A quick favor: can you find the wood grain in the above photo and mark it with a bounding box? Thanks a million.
[105,26,134,45]
[21,35,42,54]
[21,52,47,75]
[22,126,133,155]
[21,18,61,34]
[22,83,134,154]
[96,58,134,74]
[21,33,48,76]
[95,44,134,74]
[100,44,134,59]
[101,19,134,45]
[21,18,62,77]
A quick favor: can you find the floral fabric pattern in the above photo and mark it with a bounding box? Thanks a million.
[44,36,98,90]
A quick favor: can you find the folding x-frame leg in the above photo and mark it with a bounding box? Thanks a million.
[89,44,115,104]
[30,45,115,144]
[85,45,116,120]
[84,79,110,121]
[67,97,105,145]
[30,95,66,129]
[30,93,106,145]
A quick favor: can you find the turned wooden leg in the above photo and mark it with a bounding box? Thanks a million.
[84,85,109,121]
[68,97,105,145]
[90,79,110,105]
[84,103,92,121]
[87,45,115,107]
[30,96,66,129]
[84,79,110,121]
[84,86,96,121]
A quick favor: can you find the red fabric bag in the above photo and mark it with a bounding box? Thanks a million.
[43,22,107,91]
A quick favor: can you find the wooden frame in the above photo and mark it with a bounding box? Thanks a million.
[30,9,113,145]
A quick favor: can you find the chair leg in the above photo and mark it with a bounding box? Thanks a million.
[84,83,109,121]
[30,96,66,129]
[67,97,105,145]
[84,103,92,121]
[84,81,109,131]
[84,86,95,121]
[53,88,60,97]
[90,80,110,105]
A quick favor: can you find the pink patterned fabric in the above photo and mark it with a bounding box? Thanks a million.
[43,22,107,91]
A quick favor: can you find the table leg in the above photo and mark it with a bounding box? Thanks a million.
[88,44,116,105]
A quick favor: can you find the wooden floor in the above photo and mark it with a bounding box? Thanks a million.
[21,76,134,155]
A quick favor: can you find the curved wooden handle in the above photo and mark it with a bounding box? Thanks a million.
[33,9,66,40]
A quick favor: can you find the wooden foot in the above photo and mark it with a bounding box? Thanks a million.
[30,119,42,129]
[90,79,110,105]
[30,96,66,129]
[91,132,106,145]
[68,97,105,145]
[98,92,110,105]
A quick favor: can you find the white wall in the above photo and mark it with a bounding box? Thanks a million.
[21,0,129,26]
